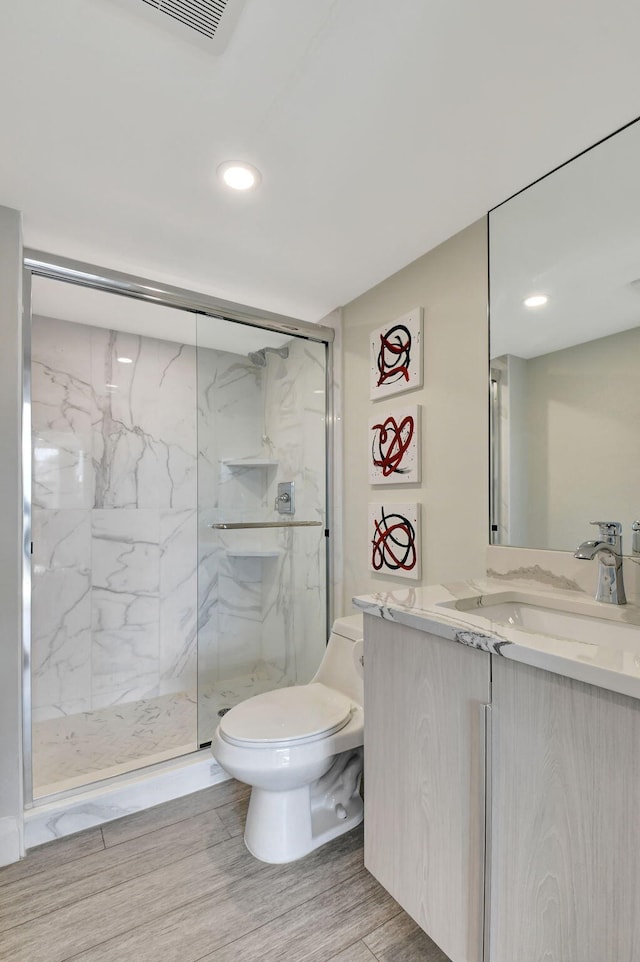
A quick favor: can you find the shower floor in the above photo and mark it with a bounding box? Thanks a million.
[32,663,293,798]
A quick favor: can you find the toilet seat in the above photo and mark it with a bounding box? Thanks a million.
[219,682,354,748]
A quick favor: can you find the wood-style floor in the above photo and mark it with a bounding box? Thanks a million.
[0,780,450,962]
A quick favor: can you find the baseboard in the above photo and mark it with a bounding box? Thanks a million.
[0,815,24,867]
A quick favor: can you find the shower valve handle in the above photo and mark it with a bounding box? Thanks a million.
[275,481,295,515]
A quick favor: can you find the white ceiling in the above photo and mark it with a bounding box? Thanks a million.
[490,118,640,360]
[3,0,640,322]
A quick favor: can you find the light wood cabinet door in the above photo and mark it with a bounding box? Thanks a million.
[364,615,491,962]
[490,657,640,962]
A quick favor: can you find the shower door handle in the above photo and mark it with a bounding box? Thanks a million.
[208,521,322,529]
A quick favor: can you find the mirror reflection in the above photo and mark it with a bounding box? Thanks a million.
[489,118,640,554]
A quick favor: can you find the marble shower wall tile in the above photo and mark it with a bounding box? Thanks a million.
[195,336,327,696]
[260,339,328,682]
[197,345,265,518]
[31,315,200,716]
[90,328,197,509]
[261,526,326,683]
[214,532,278,679]
[32,316,96,510]
[32,317,199,513]
[196,344,266,688]
[155,340,198,509]
[91,509,160,593]
[31,508,92,719]
[292,529,327,682]
[195,530,221,686]
[159,509,198,695]
[91,589,160,702]
[34,507,91,572]
[214,547,264,678]
[91,510,160,700]
[261,539,296,679]
[31,313,330,725]
[263,337,326,520]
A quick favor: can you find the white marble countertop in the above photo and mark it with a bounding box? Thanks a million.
[353,578,640,701]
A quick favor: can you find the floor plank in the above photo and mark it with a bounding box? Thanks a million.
[199,867,399,962]
[364,911,452,961]
[327,941,378,962]
[0,808,231,933]
[1,833,258,962]
[215,792,250,838]
[0,784,434,962]
[67,826,367,962]
[0,828,104,888]
[101,778,249,848]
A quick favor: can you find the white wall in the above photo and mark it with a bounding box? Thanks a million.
[0,206,24,866]
[341,219,488,611]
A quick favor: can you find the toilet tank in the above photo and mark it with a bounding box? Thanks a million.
[311,614,364,706]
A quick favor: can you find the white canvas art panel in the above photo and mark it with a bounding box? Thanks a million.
[370,307,423,400]
[368,502,421,580]
[369,405,420,484]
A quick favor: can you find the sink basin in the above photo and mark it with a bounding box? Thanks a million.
[439,595,640,653]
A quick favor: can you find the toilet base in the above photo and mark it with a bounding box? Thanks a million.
[243,748,364,863]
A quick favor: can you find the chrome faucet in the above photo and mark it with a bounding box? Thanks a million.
[574,521,626,605]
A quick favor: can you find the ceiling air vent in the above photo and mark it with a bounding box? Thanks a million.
[109,0,246,53]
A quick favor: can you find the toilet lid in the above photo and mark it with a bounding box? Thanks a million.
[219,683,354,747]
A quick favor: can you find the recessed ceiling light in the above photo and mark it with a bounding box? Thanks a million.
[523,294,548,309]
[217,161,261,191]
[117,356,133,364]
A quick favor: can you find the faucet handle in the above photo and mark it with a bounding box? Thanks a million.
[590,521,622,543]
[632,521,640,554]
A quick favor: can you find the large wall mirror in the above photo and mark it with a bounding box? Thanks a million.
[489,117,640,554]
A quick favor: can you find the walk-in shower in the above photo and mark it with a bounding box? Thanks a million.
[23,254,333,802]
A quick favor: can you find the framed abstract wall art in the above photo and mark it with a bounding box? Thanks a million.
[370,307,423,400]
[369,405,420,484]
[368,502,421,580]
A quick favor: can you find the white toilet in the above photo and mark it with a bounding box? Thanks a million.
[211,614,364,864]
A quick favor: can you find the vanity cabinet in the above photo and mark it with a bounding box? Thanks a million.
[489,657,640,962]
[364,614,640,962]
[363,615,490,962]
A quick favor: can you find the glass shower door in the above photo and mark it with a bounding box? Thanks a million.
[195,315,328,746]
[29,277,200,797]
[25,260,333,801]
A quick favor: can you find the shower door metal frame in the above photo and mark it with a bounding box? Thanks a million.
[21,249,336,806]
[21,267,33,807]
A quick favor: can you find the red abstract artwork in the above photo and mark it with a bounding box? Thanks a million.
[370,308,423,400]
[369,406,420,484]
[368,503,420,580]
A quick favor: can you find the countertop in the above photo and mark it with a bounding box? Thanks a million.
[353,578,640,701]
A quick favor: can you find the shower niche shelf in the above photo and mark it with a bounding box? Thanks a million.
[222,458,279,468]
